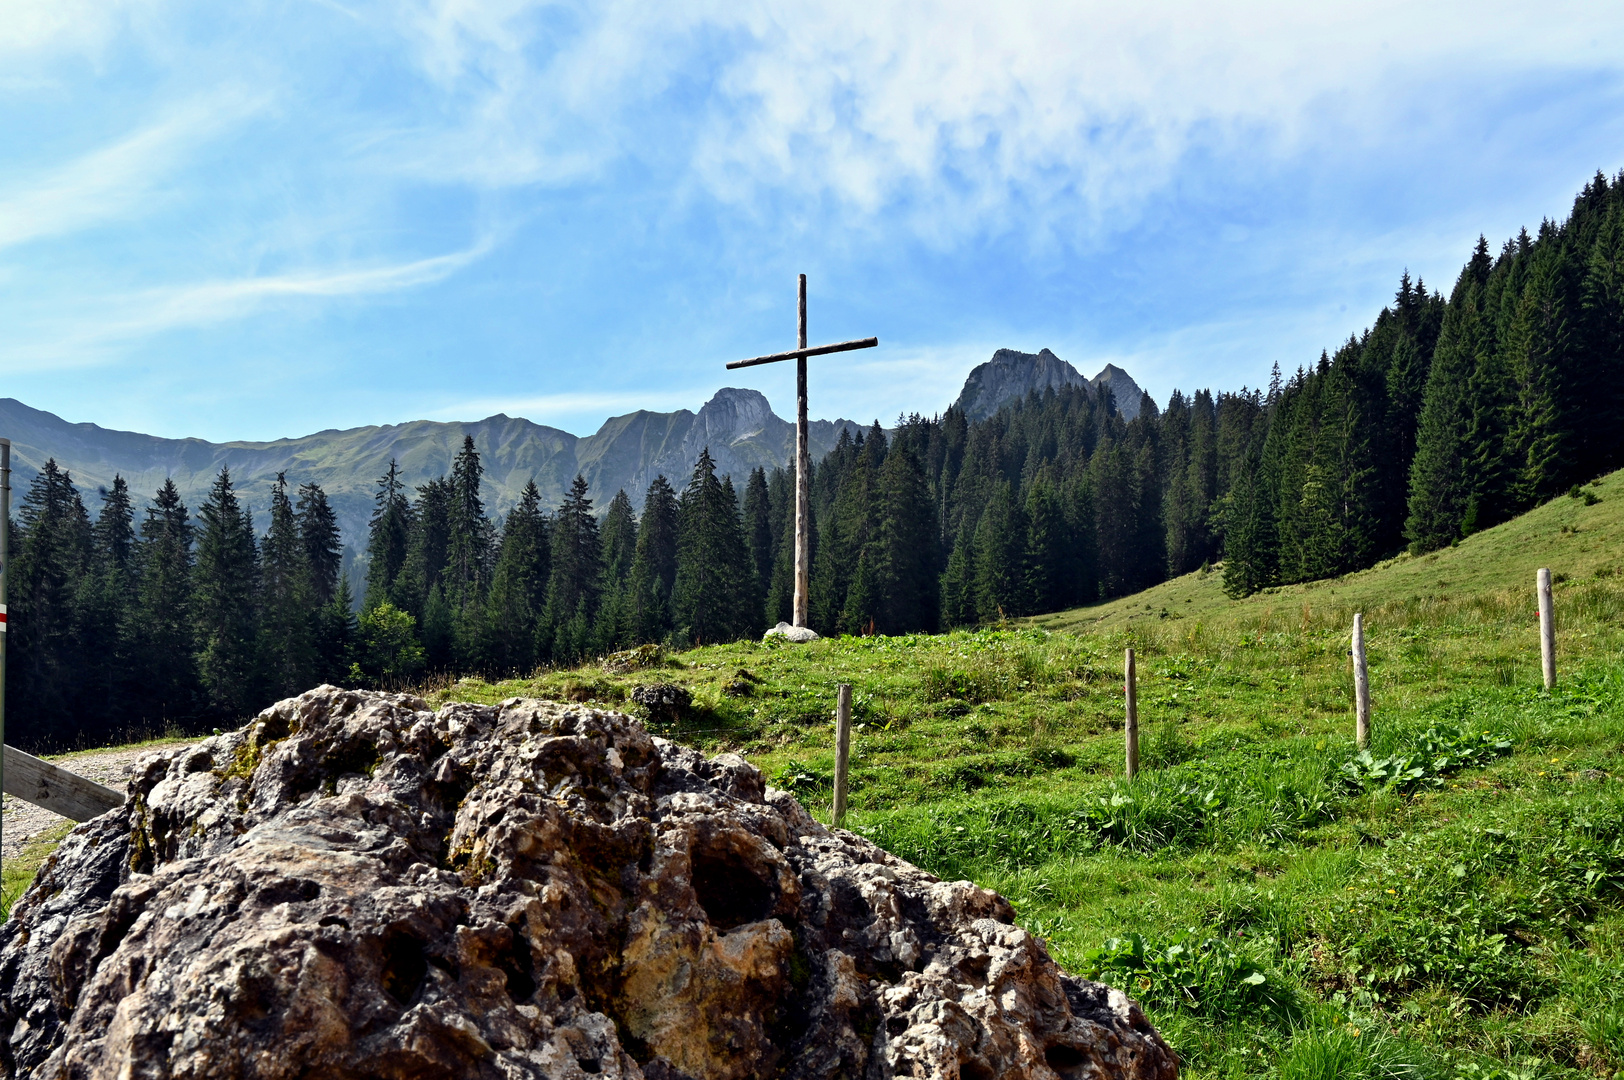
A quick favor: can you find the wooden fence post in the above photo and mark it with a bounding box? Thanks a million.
[1538,567,1556,690]
[1352,613,1371,750]
[832,683,852,828]
[1124,648,1139,780]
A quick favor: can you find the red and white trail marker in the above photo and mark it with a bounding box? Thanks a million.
[0,602,7,632]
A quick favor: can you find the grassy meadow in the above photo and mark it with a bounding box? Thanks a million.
[8,471,1624,1077]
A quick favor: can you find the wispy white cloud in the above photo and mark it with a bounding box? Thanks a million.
[0,0,150,59]
[5,0,1623,441]
[367,0,1624,246]
[2,236,496,370]
[0,95,262,251]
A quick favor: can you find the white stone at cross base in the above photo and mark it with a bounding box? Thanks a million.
[764,621,820,643]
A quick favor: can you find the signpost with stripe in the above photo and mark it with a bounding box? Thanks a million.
[1,437,10,867]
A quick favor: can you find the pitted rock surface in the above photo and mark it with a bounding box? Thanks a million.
[0,687,1176,1080]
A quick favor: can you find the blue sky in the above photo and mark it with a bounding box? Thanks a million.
[3,1,1623,443]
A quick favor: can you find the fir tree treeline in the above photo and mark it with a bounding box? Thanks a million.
[6,465,353,751]
[1224,170,1624,593]
[9,170,1624,748]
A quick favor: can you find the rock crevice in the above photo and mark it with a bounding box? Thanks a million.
[1,687,1176,1080]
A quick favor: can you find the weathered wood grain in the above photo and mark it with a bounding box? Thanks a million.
[2,743,126,822]
[1124,648,1139,780]
[1538,567,1556,690]
[724,336,879,370]
[1353,613,1371,749]
[832,682,852,828]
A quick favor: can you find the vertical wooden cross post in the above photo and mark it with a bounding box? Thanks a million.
[1,438,10,861]
[728,276,877,628]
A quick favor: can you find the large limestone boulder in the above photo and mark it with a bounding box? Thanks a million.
[0,687,1176,1080]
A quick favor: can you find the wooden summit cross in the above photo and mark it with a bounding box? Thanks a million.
[728,275,877,629]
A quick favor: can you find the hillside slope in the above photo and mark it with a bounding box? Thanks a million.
[1037,467,1624,635]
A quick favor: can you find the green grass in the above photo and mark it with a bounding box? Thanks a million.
[11,474,1624,1076]
[426,600,1624,1076]
[1,820,73,921]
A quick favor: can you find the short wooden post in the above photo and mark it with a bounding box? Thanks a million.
[1124,648,1139,780]
[1538,567,1556,690]
[1352,613,1370,750]
[832,683,852,828]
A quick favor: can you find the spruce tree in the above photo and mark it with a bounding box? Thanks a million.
[815,432,882,634]
[1063,472,1099,604]
[544,475,601,661]
[592,488,638,652]
[485,480,548,673]
[1407,238,1493,551]
[763,467,796,625]
[10,460,92,748]
[314,575,358,686]
[1581,194,1624,477]
[1023,479,1067,614]
[1160,390,1201,576]
[1091,442,1137,598]
[938,529,976,628]
[972,482,1026,620]
[79,476,138,734]
[296,480,350,681]
[626,475,679,644]
[671,449,753,644]
[1504,238,1574,505]
[193,467,261,719]
[134,479,198,728]
[874,442,938,633]
[364,460,412,610]
[259,473,318,700]
[296,481,342,606]
[742,467,772,623]
[400,477,452,664]
[445,436,492,670]
[1221,430,1278,598]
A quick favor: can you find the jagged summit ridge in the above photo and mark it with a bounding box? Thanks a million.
[952,349,1148,422]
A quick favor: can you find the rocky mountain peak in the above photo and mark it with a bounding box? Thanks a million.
[694,387,776,444]
[952,347,1087,420]
[1089,363,1149,421]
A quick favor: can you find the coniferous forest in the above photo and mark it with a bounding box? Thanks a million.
[7,170,1624,751]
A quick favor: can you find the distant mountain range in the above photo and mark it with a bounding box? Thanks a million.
[1,348,1147,563]
[0,390,863,556]
[953,348,1147,421]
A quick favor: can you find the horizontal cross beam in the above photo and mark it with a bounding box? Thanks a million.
[3,743,126,822]
[726,336,878,370]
